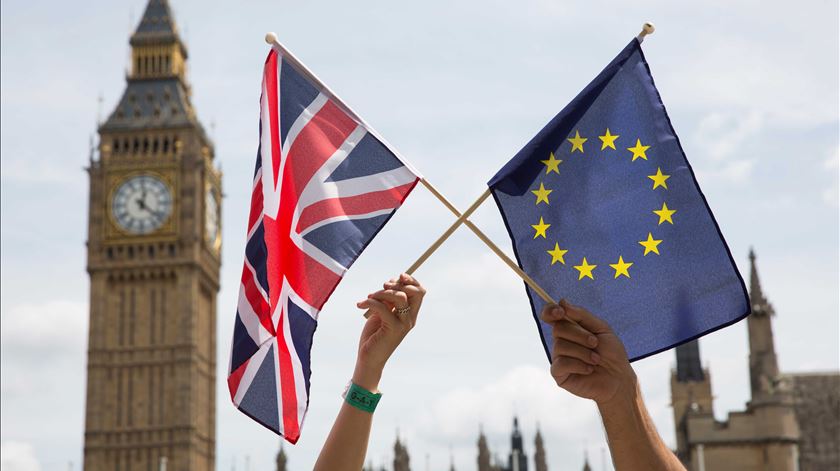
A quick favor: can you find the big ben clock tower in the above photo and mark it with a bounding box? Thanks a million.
[83,1,221,470]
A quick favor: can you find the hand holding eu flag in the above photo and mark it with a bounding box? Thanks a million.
[541,300,636,406]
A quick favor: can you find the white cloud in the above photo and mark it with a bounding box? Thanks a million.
[1,441,41,471]
[417,365,597,441]
[694,112,764,162]
[0,300,88,360]
[825,146,840,170]
[0,159,88,186]
[823,146,839,206]
[694,158,756,185]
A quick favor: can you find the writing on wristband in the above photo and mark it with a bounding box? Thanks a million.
[343,381,382,413]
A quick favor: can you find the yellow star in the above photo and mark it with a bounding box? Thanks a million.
[567,130,587,153]
[609,256,633,279]
[627,139,651,161]
[648,167,671,190]
[540,152,563,175]
[639,232,662,256]
[653,202,676,225]
[573,257,597,280]
[599,128,619,150]
[547,243,568,265]
[532,217,550,239]
[531,182,553,205]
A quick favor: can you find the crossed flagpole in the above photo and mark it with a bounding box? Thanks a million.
[264,22,655,309]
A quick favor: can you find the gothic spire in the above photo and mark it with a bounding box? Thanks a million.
[582,451,592,471]
[132,0,179,41]
[534,425,547,471]
[675,339,705,382]
[746,248,781,400]
[749,248,773,316]
[275,444,287,471]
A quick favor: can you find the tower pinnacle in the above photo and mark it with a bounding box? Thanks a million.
[746,249,781,401]
[749,248,773,316]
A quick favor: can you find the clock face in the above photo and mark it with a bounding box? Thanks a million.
[111,175,173,234]
[205,187,220,248]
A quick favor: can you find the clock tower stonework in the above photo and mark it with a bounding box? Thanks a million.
[83,1,221,470]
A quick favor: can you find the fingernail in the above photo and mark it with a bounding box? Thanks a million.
[588,336,598,347]
[591,352,601,363]
[586,365,594,373]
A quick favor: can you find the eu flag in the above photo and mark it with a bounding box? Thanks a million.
[488,39,749,361]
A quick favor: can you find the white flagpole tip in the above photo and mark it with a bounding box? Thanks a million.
[637,22,655,42]
[264,32,278,45]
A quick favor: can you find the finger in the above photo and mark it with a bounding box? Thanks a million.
[539,303,564,323]
[560,299,611,334]
[551,356,594,378]
[369,290,409,309]
[357,298,400,326]
[383,283,425,301]
[552,338,600,365]
[552,319,598,348]
[397,273,422,288]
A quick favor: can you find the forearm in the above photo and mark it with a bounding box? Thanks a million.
[313,365,382,471]
[598,380,685,471]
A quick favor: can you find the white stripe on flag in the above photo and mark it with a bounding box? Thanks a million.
[291,125,366,232]
[299,208,397,238]
[281,280,312,428]
[232,340,272,406]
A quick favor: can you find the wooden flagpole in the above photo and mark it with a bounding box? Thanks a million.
[409,181,556,304]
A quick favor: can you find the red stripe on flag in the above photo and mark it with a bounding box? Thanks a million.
[284,101,358,201]
[247,178,264,233]
[295,182,416,233]
[263,217,341,311]
[264,50,282,189]
[240,264,275,335]
[227,357,250,402]
[265,100,356,311]
[274,329,301,442]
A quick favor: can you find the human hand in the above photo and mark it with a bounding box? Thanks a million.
[352,273,426,391]
[541,299,637,406]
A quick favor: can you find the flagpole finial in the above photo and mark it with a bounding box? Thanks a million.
[637,22,656,42]
[264,32,278,45]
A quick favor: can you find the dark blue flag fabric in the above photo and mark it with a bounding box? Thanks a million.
[488,38,749,361]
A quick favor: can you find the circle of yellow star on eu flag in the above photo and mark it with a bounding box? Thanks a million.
[529,129,678,283]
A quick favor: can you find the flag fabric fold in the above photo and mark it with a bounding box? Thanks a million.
[488,39,749,362]
[228,46,420,443]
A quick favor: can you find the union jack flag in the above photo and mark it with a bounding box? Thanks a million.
[227,45,420,443]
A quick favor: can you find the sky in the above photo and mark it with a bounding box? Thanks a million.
[1,0,838,470]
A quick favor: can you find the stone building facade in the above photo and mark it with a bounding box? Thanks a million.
[82,0,221,469]
[671,250,839,471]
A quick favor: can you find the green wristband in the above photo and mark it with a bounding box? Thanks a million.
[343,382,382,413]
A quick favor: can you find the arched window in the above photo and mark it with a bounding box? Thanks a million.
[133,138,140,153]
[113,139,120,153]
[162,138,170,153]
[143,138,149,153]
[152,138,159,153]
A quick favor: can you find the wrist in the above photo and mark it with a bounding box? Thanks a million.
[352,362,383,392]
[596,371,639,414]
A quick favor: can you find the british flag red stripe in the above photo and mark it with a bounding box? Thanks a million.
[228,45,420,443]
